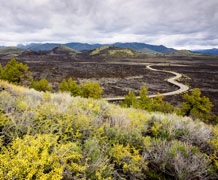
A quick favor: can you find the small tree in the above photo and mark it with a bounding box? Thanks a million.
[150,93,174,113]
[68,78,81,97]
[81,82,102,99]
[123,91,137,108]
[138,84,151,111]
[58,79,69,92]
[29,78,53,92]
[181,88,214,121]
[0,64,3,79]
[1,58,30,84]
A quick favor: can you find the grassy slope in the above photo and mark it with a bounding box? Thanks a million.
[138,47,161,54]
[0,81,217,179]
[0,47,24,54]
[52,45,80,54]
[90,46,138,58]
[168,50,202,56]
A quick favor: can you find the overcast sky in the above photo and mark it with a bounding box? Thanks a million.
[0,0,218,49]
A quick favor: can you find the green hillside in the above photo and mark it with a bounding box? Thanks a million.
[0,47,24,54]
[139,47,161,54]
[168,50,202,56]
[0,80,217,179]
[52,45,80,54]
[90,46,138,58]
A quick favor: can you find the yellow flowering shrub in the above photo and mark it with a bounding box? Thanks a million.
[0,134,86,179]
[110,144,147,178]
[209,126,218,169]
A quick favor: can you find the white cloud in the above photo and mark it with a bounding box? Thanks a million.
[0,0,218,49]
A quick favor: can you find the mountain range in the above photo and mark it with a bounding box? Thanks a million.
[192,48,218,56]
[16,42,175,54]
[1,42,218,55]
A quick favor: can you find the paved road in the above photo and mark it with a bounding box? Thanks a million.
[103,64,189,102]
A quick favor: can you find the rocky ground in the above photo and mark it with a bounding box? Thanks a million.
[1,52,218,115]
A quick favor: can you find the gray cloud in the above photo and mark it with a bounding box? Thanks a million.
[0,0,218,49]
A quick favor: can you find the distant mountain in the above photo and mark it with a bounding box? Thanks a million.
[16,42,176,54]
[65,42,103,51]
[0,47,24,54]
[19,43,61,51]
[192,48,218,55]
[0,46,5,48]
[112,42,175,54]
[168,50,201,56]
[138,47,161,54]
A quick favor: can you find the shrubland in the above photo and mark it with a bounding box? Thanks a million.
[122,84,218,124]
[0,80,217,179]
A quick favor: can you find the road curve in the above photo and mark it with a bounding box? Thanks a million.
[103,64,189,102]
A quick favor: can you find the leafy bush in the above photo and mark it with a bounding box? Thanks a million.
[0,58,30,84]
[29,78,53,92]
[59,78,81,97]
[81,82,102,99]
[181,88,215,122]
[58,79,69,92]
[68,78,82,97]
[209,126,218,170]
[110,144,147,179]
[0,134,86,179]
[0,64,3,79]
[146,139,211,180]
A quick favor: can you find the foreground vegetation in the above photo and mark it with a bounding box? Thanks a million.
[0,81,218,179]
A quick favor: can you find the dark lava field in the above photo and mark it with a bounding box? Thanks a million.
[1,51,218,115]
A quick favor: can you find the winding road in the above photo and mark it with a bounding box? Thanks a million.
[103,64,189,102]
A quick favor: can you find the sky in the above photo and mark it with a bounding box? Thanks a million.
[0,0,218,49]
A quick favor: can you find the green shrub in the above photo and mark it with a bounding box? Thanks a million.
[68,78,81,97]
[29,78,53,92]
[58,79,69,92]
[122,91,137,108]
[0,64,3,79]
[146,139,211,180]
[59,78,81,96]
[0,58,30,84]
[81,82,102,99]
[181,88,214,122]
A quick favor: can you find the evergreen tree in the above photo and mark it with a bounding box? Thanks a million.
[138,84,151,111]
[150,93,174,113]
[68,78,81,97]
[1,58,30,84]
[81,82,102,99]
[58,79,69,92]
[123,91,137,108]
[181,88,214,121]
[29,78,52,92]
[0,64,3,79]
